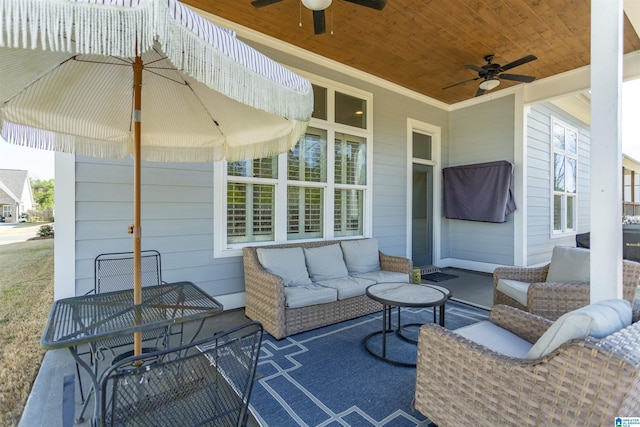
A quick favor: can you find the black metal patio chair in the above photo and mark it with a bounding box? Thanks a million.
[76,250,173,405]
[99,321,263,427]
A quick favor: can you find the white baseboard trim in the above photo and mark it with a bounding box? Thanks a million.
[438,258,503,274]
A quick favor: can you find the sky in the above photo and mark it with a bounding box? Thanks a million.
[0,81,639,180]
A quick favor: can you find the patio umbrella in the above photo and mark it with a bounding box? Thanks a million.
[0,0,313,355]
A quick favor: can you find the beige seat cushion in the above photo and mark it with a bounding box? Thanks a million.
[284,284,337,308]
[315,276,375,300]
[496,278,529,306]
[355,270,409,284]
[546,246,590,282]
[340,239,381,274]
[303,244,349,282]
[257,247,312,287]
[454,321,533,358]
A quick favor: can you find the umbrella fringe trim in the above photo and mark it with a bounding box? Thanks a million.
[0,0,313,123]
[0,0,156,57]
[2,118,309,163]
[157,1,314,123]
[1,120,129,159]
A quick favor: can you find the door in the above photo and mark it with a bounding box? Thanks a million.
[412,163,433,267]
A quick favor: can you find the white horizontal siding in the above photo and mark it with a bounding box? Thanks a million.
[526,103,591,265]
[443,95,516,266]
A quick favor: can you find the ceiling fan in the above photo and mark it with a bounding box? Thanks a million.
[443,54,538,97]
[251,0,387,35]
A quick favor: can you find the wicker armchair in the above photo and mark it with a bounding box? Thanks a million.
[494,254,640,320]
[414,305,640,426]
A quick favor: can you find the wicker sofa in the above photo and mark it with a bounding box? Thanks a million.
[243,239,412,339]
[415,302,640,426]
[494,246,640,320]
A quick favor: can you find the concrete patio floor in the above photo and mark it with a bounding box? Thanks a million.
[19,308,261,427]
[20,270,494,427]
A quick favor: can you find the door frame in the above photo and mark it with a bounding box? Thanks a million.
[406,118,441,266]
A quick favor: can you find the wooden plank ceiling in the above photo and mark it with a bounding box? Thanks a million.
[184,0,640,105]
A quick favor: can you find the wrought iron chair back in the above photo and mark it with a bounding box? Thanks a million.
[94,250,164,294]
[75,250,170,408]
[100,321,263,427]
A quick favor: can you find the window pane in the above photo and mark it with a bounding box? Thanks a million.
[334,189,363,237]
[335,92,367,129]
[566,157,577,193]
[287,187,323,240]
[288,128,327,183]
[335,133,366,185]
[566,129,577,154]
[312,84,327,120]
[553,195,562,231]
[554,154,565,191]
[553,123,565,150]
[227,183,274,244]
[412,132,432,160]
[228,157,277,179]
[625,169,633,201]
[566,196,575,230]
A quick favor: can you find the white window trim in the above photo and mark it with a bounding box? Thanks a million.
[214,74,373,258]
[549,116,578,238]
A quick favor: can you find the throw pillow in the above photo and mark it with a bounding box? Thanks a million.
[546,246,590,282]
[303,244,349,282]
[575,298,632,338]
[340,239,380,274]
[257,247,312,287]
[525,298,631,359]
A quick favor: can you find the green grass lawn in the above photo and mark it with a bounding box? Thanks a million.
[0,238,53,427]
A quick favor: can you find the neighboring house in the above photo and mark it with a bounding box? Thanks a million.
[52,17,638,305]
[623,154,640,216]
[0,169,34,223]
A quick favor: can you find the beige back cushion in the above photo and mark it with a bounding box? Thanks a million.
[546,246,590,283]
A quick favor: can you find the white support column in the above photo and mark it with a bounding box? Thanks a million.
[590,0,624,301]
[53,152,76,300]
[513,89,527,266]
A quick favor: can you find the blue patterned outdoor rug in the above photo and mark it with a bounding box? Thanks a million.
[249,301,488,427]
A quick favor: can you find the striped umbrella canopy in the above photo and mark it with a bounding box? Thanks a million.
[0,0,313,355]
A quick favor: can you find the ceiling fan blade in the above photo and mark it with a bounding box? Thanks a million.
[499,73,536,83]
[500,54,537,72]
[251,0,283,7]
[475,87,486,97]
[465,64,485,73]
[313,10,326,34]
[442,77,480,90]
[343,0,387,10]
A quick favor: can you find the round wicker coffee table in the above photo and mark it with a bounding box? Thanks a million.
[364,282,450,367]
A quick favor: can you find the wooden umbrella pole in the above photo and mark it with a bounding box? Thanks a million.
[132,56,143,356]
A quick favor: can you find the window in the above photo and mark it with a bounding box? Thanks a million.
[287,128,327,240]
[226,158,277,244]
[215,80,372,255]
[334,132,366,237]
[551,118,578,234]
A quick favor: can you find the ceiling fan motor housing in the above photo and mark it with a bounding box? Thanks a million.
[301,0,332,11]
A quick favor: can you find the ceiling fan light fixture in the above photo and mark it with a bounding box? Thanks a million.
[301,0,332,10]
[479,78,500,91]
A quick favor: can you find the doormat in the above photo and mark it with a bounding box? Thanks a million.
[421,272,458,282]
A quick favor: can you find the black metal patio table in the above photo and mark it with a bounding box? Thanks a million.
[41,281,223,426]
[364,282,449,367]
